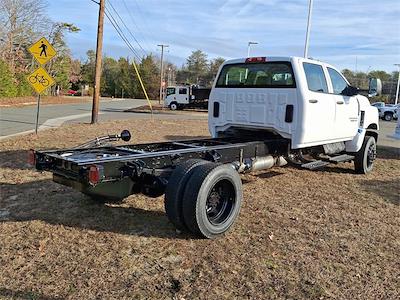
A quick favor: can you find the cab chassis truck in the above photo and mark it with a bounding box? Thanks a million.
[31,57,380,239]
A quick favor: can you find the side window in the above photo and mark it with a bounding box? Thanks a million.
[179,88,187,95]
[303,63,328,93]
[327,68,348,95]
[166,87,175,96]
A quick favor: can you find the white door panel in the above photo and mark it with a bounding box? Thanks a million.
[302,91,336,144]
[332,95,359,139]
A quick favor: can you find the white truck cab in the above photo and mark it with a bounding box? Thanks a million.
[165,85,211,110]
[165,86,190,110]
[209,56,380,173]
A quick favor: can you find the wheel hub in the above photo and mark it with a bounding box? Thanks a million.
[205,180,235,225]
[206,190,221,213]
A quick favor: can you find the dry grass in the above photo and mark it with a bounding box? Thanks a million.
[0,119,399,300]
[0,96,91,107]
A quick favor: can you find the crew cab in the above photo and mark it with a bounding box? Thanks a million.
[30,56,381,239]
[209,56,380,164]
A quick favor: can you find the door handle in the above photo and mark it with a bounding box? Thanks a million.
[336,101,344,105]
[309,99,318,103]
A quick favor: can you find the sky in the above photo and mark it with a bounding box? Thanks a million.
[47,0,400,72]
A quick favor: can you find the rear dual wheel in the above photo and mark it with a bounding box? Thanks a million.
[164,161,243,238]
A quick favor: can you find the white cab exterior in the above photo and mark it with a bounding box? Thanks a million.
[208,56,379,152]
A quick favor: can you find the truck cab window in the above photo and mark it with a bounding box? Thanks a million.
[166,88,175,96]
[303,63,328,93]
[179,88,187,94]
[215,62,295,88]
[327,68,348,95]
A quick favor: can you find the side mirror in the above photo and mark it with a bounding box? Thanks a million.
[342,85,359,96]
[119,130,131,142]
[368,78,382,97]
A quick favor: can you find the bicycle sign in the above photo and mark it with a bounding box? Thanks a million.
[27,67,55,94]
[28,37,57,65]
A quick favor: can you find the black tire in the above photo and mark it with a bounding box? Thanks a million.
[354,136,377,174]
[169,102,178,111]
[182,163,243,239]
[383,113,393,121]
[164,159,210,231]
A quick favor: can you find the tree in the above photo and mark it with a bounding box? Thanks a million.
[81,50,96,86]
[0,59,17,97]
[0,0,49,73]
[206,57,225,86]
[136,55,160,99]
[186,50,208,85]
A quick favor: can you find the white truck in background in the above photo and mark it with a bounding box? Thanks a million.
[164,85,211,110]
[371,102,399,121]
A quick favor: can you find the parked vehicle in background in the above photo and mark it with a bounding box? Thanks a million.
[31,56,382,239]
[165,85,211,110]
[371,102,399,121]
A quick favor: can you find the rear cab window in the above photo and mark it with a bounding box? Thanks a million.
[215,61,296,88]
[303,62,328,93]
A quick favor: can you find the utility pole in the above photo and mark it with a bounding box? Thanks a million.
[91,0,105,124]
[158,44,169,104]
[247,41,258,57]
[304,0,313,58]
[395,64,400,105]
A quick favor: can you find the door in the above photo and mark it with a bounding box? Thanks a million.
[301,62,336,145]
[176,87,189,104]
[327,67,359,140]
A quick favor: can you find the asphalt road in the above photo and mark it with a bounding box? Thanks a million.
[0,98,147,138]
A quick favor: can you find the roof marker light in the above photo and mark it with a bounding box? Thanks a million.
[245,57,267,63]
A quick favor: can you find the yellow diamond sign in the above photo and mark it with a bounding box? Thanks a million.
[28,37,57,65]
[27,67,55,94]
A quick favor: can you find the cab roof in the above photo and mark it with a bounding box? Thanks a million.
[222,56,321,65]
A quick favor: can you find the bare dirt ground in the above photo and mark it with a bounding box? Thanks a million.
[0,96,91,107]
[0,119,399,300]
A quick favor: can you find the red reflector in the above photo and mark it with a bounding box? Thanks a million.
[89,165,103,185]
[28,149,36,166]
[245,57,266,63]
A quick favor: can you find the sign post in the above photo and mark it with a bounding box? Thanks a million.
[35,95,41,134]
[27,37,57,134]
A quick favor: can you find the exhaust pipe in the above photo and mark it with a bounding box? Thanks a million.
[232,155,287,173]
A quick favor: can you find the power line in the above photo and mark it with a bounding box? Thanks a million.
[103,5,153,113]
[104,6,142,61]
[132,0,158,44]
[121,0,152,51]
[107,0,147,57]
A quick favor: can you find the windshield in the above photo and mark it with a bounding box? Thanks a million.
[166,87,175,96]
[216,62,295,88]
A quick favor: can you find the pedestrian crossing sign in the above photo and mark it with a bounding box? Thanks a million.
[28,37,57,65]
